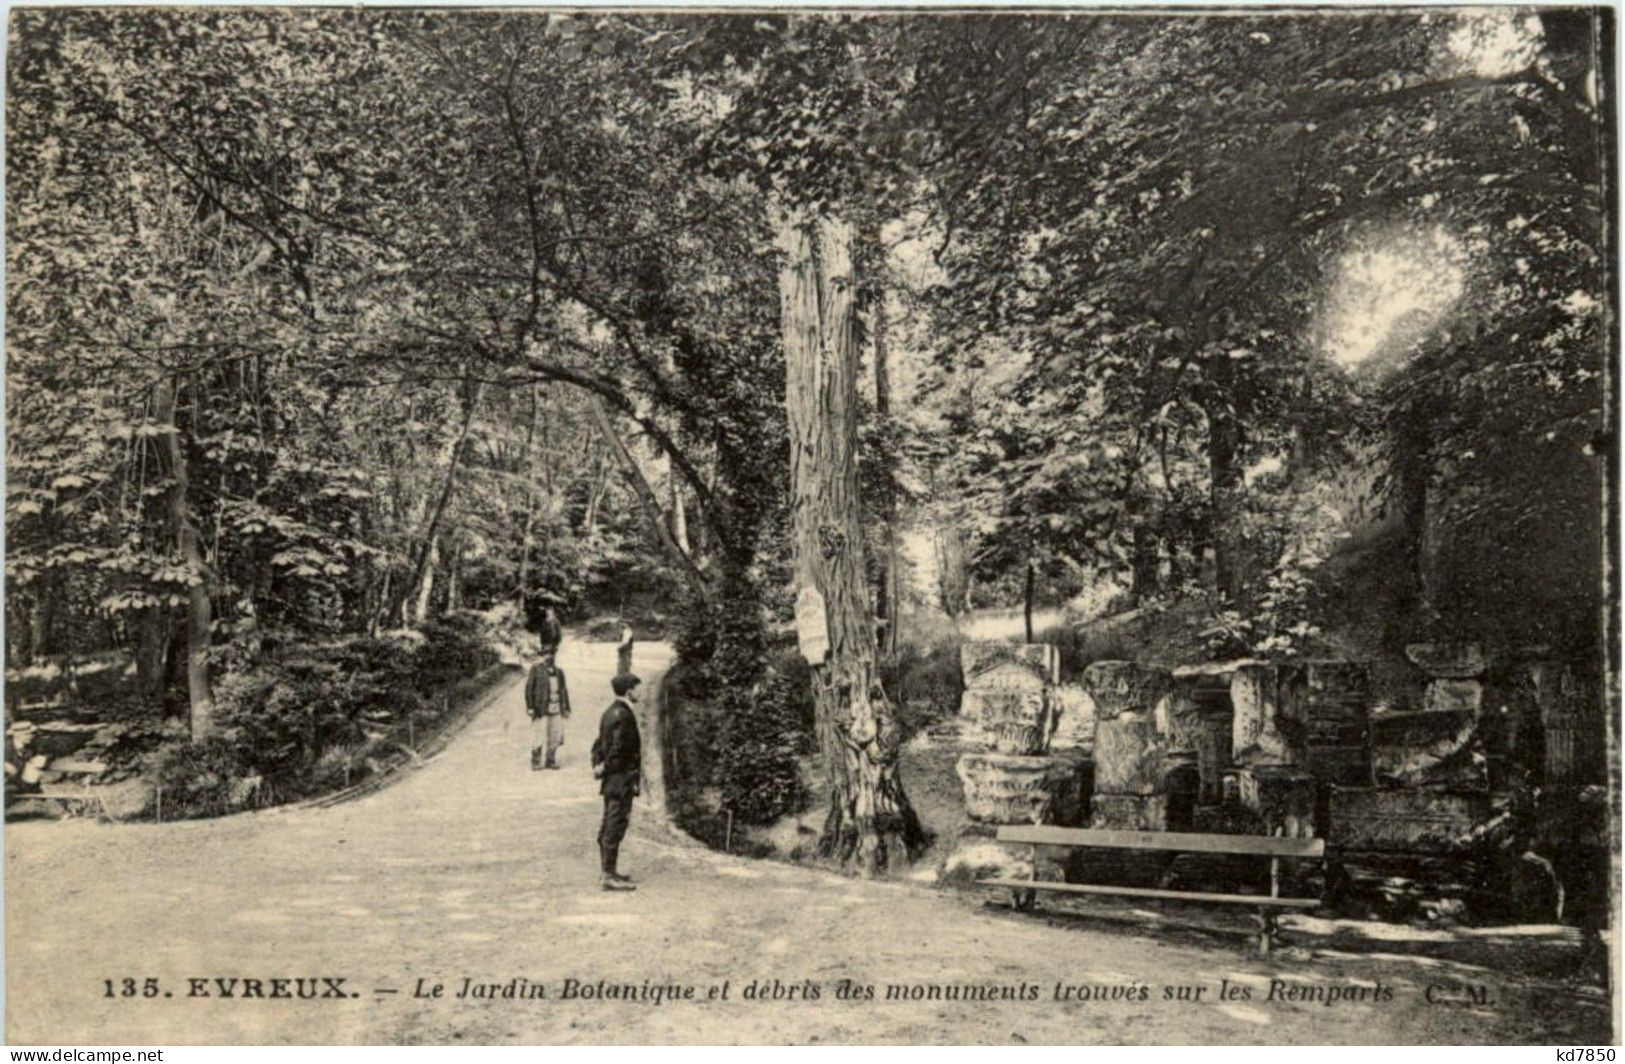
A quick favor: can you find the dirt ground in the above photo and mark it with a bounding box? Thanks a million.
[5,640,1611,1045]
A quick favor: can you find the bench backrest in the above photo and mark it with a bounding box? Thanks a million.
[996,825,1325,859]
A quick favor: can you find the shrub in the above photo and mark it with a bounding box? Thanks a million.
[151,738,273,819]
[883,641,964,739]
[414,615,499,691]
[718,668,809,825]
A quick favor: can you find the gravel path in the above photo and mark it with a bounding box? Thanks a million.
[5,640,1609,1045]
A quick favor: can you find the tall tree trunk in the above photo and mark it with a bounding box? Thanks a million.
[154,378,215,741]
[1131,518,1160,603]
[776,209,924,875]
[586,397,714,602]
[1207,399,1244,602]
[517,384,540,604]
[668,463,691,555]
[412,538,438,625]
[936,523,969,618]
[1023,558,1036,644]
[874,287,901,656]
[401,375,480,625]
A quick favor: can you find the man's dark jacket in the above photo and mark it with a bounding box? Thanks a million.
[524,664,569,719]
[594,698,641,798]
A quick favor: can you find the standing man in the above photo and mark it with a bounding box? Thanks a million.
[591,672,642,892]
[524,656,570,770]
[537,605,563,661]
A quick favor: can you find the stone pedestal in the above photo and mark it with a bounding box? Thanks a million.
[959,644,1056,753]
[1239,766,1316,838]
[1084,661,1174,831]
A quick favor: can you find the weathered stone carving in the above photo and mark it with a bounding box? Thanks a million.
[1081,660,1167,721]
[1089,793,1168,832]
[1404,643,1488,679]
[1230,663,1308,767]
[1424,678,1484,715]
[956,753,1080,825]
[1093,714,1163,795]
[1370,708,1488,790]
[1238,765,1316,838]
[1326,787,1492,853]
[1048,683,1095,754]
[959,643,1056,752]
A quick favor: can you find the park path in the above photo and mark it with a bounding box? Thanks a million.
[5,639,1609,1045]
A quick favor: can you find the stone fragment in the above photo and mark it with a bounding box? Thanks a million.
[1048,683,1095,754]
[1093,713,1164,796]
[956,753,1078,825]
[1230,664,1308,767]
[1089,793,1168,832]
[1081,661,1168,721]
[1158,682,1232,803]
[1299,661,1372,785]
[959,644,1055,752]
[940,825,1066,885]
[1424,679,1483,715]
[1238,766,1316,839]
[1326,787,1492,853]
[1404,643,1488,679]
[1370,708,1488,790]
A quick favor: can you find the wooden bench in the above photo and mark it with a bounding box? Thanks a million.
[981,825,1325,954]
[8,758,114,821]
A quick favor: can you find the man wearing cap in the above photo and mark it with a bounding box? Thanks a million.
[591,672,642,892]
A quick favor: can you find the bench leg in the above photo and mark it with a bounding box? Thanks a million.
[1257,910,1278,956]
[1010,887,1036,913]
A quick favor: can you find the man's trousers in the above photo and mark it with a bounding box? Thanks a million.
[597,792,633,874]
[530,715,563,768]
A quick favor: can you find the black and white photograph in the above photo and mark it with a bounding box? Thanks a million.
[3,4,1618,1046]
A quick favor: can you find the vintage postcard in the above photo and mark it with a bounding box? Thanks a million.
[4,4,1618,1047]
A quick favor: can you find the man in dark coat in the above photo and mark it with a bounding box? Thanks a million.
[537,606,563,661]
[524,657,570,770]
[591,672,642,892]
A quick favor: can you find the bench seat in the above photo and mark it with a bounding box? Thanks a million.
[982,824,1326,954]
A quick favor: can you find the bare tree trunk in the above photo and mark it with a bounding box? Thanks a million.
[1207,399,1244,602]
[516,384,540,604]
[936,523,969,618]
[412,538,438,625]
[154,378,215,741]
[401,375,480,625]
[777,209,924,875]
[1023,558,1036,644]
[584,449,609,535]
[668,461,691,555]
[586,396,713,602]
[874,287,901,657]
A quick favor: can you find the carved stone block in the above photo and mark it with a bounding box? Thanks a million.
[1081,661,1168,721]
[1326,787,1491,853]
[956,753,1077,825]
[1093,712,1164,796]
